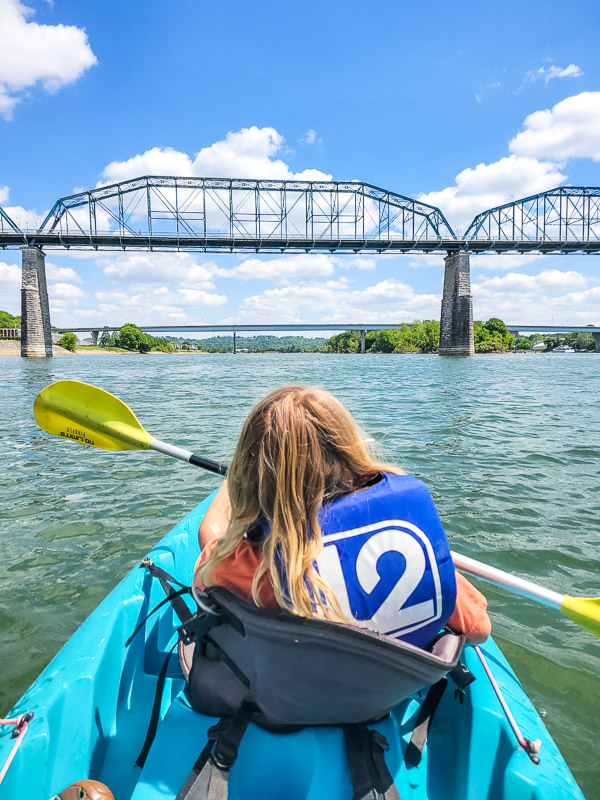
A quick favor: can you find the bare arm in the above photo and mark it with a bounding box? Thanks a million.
[198,480,231,549]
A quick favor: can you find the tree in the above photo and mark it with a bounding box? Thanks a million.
[0,310,20,328]
[325,331,360,353]
[514,336,532,350]
[575,332,594,351]
[115,323,143,351]
[58,332,78,352]
[99,330,112,347]
[370,330,397,353]
[412,320,440,353]
[483,317,509,336]
[474,318,513,352]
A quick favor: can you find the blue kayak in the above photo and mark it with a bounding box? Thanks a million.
[0,494,585,799]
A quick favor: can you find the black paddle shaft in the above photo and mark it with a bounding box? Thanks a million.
[189,454,229,476]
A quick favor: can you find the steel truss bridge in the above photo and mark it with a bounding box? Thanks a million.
[1,179,599,254]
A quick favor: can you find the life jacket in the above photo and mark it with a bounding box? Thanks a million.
[314,472,457,648]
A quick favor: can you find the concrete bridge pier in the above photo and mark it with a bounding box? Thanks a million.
[593,333,600,352]
[21,247,53,357]
[91,330,99,346]
[360,330,366,353]
[439,252,475,356]
[233,330,236,354]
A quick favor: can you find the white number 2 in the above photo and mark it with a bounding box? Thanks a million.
[316,528,434,634]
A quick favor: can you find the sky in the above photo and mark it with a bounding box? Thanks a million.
[1,0,600,332]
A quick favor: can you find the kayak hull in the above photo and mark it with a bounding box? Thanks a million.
[0,495,585,799]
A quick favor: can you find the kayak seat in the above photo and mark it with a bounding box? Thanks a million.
[134,565,467,799]
[179,585,465,728]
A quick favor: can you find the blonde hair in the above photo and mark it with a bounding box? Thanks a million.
[194,386,397,622]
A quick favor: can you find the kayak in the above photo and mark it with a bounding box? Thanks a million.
[0,492,585,800]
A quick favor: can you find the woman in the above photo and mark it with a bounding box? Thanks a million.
[195,386,490,647]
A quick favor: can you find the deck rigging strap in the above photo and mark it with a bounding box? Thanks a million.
[474,645,541,764]
[0,714,34,785]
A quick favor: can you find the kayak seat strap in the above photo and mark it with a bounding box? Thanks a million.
[403,678,447,767]
[343,725,401,800]
[136,642,178,768]
[175,704,255,800]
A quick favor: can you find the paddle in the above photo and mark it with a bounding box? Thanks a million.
[33,379,227,476]
[34,379,600,638]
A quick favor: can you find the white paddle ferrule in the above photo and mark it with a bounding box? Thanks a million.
[149,439,194,463]
[451,551,564,610]
[149,439,228,476]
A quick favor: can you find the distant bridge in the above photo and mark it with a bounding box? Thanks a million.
[4,178,599,357]
[57,322,600,352]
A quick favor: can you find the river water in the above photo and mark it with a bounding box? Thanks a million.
[1,353,599,795]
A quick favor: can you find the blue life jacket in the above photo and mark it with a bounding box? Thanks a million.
[315,472,457,648]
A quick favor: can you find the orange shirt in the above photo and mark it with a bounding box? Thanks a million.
[197,537,488,640]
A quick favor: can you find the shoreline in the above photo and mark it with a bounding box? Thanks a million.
[1,341,596,357]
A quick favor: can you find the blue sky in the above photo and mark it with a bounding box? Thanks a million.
[1,0,600,331]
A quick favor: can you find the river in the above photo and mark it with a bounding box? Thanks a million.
[1,352,599,796]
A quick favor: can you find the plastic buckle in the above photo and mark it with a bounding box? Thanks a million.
[178,610,217,645]
[370,729,390,752]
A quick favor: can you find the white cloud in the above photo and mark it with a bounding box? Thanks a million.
[174,287,227,307]
[59,281,228,328]
[100,126,332,185]
[418,156,566,231]
[0,0,97,120]
[218,253,336,282]
[0,186,46,229]
[46,262,82,283]
[471,254,543,271]
[472,269,599,323]
[300,129,320,145]
[233,277,441,324]
[525,64,582,86]
[509,91,600,162]
[474,269,587,294]
[351,257,376,270]
[0,259,20,312]
[48,281,84,301]
[100,252,216,286]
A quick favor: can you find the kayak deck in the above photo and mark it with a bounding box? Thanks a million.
[0,495,585,799]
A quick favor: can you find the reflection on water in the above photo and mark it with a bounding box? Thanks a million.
[0,353,599,794]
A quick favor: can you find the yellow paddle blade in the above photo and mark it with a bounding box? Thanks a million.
[561,595,600,638]
[34,380,153,451]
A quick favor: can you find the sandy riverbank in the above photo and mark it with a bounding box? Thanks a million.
[0,342,211,356]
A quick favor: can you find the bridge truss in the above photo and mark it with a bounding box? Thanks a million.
[1,180,599,253]
[29,177,454,252]
[464,187,600,252]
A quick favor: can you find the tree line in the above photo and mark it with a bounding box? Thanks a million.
[324,318,597,353]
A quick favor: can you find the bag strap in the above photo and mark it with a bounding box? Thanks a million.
[176,704,255,800]
[343,724,401,800]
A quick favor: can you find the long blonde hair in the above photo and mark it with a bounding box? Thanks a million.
[195,386,396,622]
